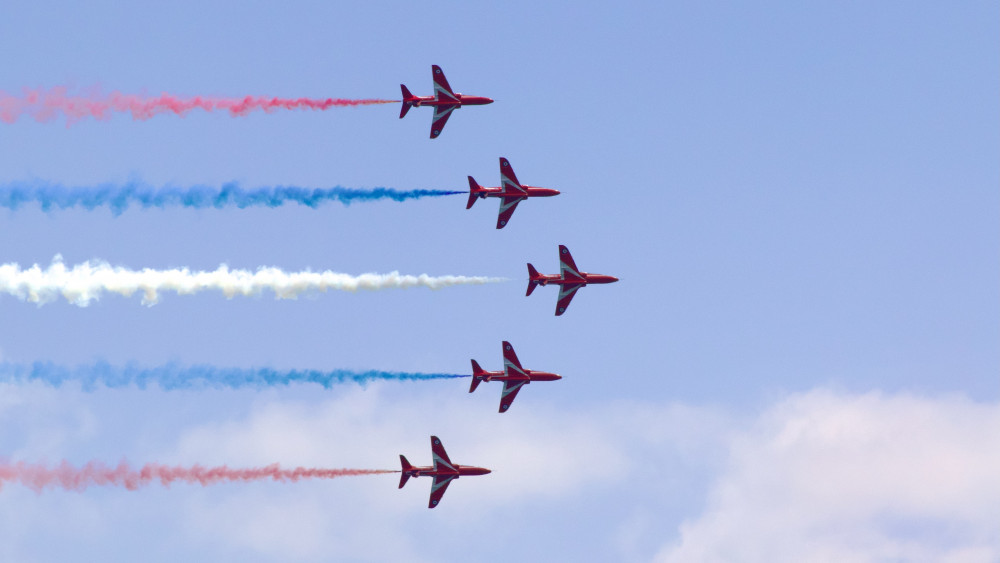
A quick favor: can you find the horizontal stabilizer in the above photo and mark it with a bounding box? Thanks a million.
[526,264,539,296]
[399,455,413,489]
[467,176,481,209]
[470,359,486,392]
[399,85,414,118]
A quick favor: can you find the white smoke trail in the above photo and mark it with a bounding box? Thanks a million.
[0,255,506,307]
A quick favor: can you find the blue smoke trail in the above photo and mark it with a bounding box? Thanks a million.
[0,180,464,215]
[0,362,469,390]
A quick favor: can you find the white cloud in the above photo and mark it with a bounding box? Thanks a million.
[0,382,100,460]
[170,385,630,501]
[2,384,995,562]
[162,385,732,561]
[655,390,1000,563]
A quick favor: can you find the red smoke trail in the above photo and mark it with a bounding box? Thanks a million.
[0,87,397,124]
[0,460,397,492]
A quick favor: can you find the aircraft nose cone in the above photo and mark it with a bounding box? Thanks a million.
[485,97,495,104]
[609,276,620,283]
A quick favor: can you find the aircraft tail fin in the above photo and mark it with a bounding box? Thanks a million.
[398,455,413,488]
[399,85,415,118]
[467,176,483,209]
[470,359,485,392]
[526,263,540,296]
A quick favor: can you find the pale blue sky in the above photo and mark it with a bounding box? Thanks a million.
[1,2,997,561]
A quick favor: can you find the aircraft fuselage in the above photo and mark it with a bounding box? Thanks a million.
[474,185,561,200]
[533,273,620,286]
[474,368,562,384]
[403,464,492,479]
[407,94,494,108]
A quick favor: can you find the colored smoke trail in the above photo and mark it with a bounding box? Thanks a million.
[0,87,396,124]
[0,256,506,306]
[0,181,464,214]
[0,362,469,390]
[0,461,396,493]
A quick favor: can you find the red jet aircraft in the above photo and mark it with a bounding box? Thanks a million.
[527,245,619,316]
[470,341,562,412]
[399,65,494,139]
[467,158,561,229]
[398,436,491,508]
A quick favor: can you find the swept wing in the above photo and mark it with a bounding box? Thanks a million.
[559,245,584,281]
[430,105,457,139]
[555,283,584,316]
[432,65,459,103]
[428,474,456,508]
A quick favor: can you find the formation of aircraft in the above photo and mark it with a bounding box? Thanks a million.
[467,157,561,229]
[394,67,619,507]
[527,245,619,316]
[470,341,562,412]
[399,65,494,139]
[398,436,491,508]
